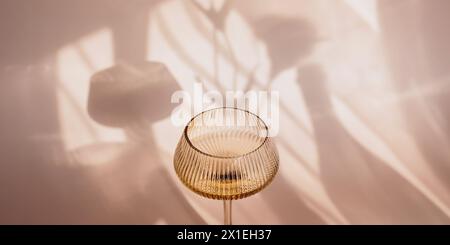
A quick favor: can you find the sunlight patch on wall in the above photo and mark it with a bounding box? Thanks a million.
[56,28,126,154]
[277,145,348,224]
[332,95,450,218]
[344,0,380,32]
[78,28,114,71]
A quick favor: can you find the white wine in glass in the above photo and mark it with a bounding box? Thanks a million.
[173,107,279,225]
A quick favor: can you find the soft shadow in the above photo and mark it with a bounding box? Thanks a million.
[0,0,163,66]
[83,61,205,224]
[297,64,449,224]
[69,140,205,224]
[87,61,179,127]
[0,58,112,224]
[244,16,325,224]
[0,1,205,224]
[260,174,325,224]
[378,0,450,190]
[251,16,317,80]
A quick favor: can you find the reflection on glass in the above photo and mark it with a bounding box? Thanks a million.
[174,107,279,224]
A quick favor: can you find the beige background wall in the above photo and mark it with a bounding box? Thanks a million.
[1,0,449,224]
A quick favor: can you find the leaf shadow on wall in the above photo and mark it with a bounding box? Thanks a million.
[297,64,449,224]
[378,0,450,193]
[186,8,327,224]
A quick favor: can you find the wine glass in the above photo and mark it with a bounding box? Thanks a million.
[173,107,279,224]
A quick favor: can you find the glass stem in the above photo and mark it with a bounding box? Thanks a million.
[223,200,232,225]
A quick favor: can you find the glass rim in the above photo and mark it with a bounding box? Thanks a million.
[183,107,269,159]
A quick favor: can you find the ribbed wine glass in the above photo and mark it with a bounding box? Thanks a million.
[173,107,279,224]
